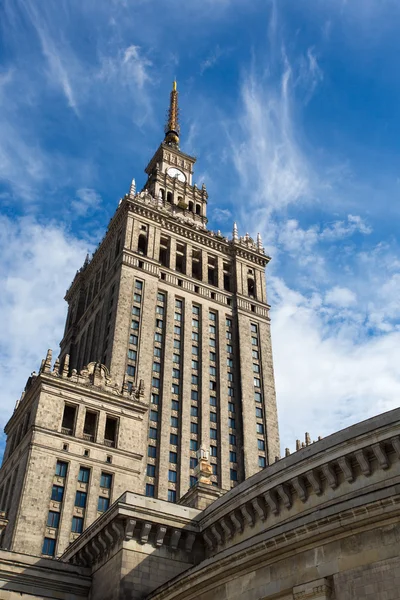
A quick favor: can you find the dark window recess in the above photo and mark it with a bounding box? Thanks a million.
[208,256,217,286]
[176,243,186,274]
[248,278,256,298]
[167,191,173,203]
[192,249,202,281]
[61,405,76,436]
[138,234,147,256]
[83,411,97,442]
[160,188,165,200]
[104,417,118,448]
[223,263,231,291]
[188,201,194,212]
[195,204,201,215]
[159,236,170,268]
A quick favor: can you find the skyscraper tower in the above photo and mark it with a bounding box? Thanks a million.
[0,82,279,558]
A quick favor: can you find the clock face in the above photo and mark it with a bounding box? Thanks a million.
[167,167,186,183]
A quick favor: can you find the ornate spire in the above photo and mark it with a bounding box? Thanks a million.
[164,80,180,148]
[257,232,263,251]
[232,222,238,241]
[129,178,136,198]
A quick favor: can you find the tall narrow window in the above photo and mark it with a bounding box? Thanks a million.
[61,405,76,436]
[138,233,147,256]
[83,411,97,442]
[192,249,202,280]
[167,191,173,203]
[159,236,170,267]
[176,243,186,273]
[248,277,256,298]
[104,417,118,448]
[208,256,217,286]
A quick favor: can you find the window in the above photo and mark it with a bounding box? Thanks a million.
[175,299,182,309]
[228,388,234,397]
[42,537,56,556]
[209,325,216,334]
[128,349,137,360]
[227,372,233,382]
[210,396,217,406]
[191,375,198,385]
[258,456,266,468]
[168,490,176,503]
[230,469,238,481]
[229,434,237,445]
[156,306,164,315]
[209,351,216,362]
[149,428,157,439]
[98,497,110,512]
[229,418,236,429]
[47,511,60,528]
[190,422,198,434]
[251,337,258,346]
[173,354,180,363]
[154,347,161,357]
[173,340,181,349]
[251,323,258,333]
[61,404,76,435]
[78,467,90,483]
[131,320,139,330]
[192,306,200,315]
[170,433,178,445]
[154,333,162,343]
[190,457,198,469]
[256,407,263,418]
[190,476,197,487]
[135,281,143,290]
[227,359,233,368]
[132,306,140,316]
[254,378,261,388]
[212,463,217,475]
[254,392,262,403]
[169,451,177,463]
[253,364,260,373]
[151,393,159,404]
[157,292,165,302]
[105,417,118,447]
[152,377,160,388]
[55,461,68,478]
[209,366,216,376]
[127,365,135,377]
[192,332,199,341]
[258,439,265,450]
[168,470,177,483]
[228,402,235,412]
[71,516,84,533]
[209,381,217,391]
[209,312,216,321]
[150,410,158,422]
[147,464,156,477]
[172,368,180,378]
[130,334,138,346]
[134,293,141,303]
[192,360,199,370]
[153,362,161,373]
[171,400,179,411]
[192,345,199,355]
[75,491,87,508]
[171,416,179,428]
[174,326,181,335]
[156,319,163,329]
[226,345,233,354]
[209,338,216,347]
[146,484,155,497]
[190,439,198,451]
[192,319,199,328]
[210,428,217,440]
[226,331,232,340]
[148,445,157,458]
[174,312,182,322]
[210,446,218,457]
[172,383,180,395]
[256,423,264,434]
[226,318,232,327]
[230,451,237,462]
[191,390,198,401]
[190,406,198,417]
[252,350,259,359]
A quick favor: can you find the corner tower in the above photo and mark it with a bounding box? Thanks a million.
[0,82,279,558]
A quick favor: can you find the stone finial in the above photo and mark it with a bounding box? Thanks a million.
[43,349,52,373]
[53,357,60,373]
[62,354,70,378]
[257,232,263,251]
[129,178,136,198]
[296,439,301,451]
[232,222,238,241]
[305,432,311,446]
[83,253,90,268]
[285,448,291,457]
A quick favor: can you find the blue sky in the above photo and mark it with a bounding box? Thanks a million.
[2,0,400,457]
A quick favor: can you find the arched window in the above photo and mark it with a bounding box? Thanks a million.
[188,201,194,212]
[195,204,201,215]
[167,191,173,204]
[248,278,256,298]
[138,234,147,256]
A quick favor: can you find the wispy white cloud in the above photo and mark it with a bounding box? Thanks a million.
[71,188,102,217]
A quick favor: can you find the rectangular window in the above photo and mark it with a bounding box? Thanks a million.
[149,427,158,439]
[154,332,162,342]
[258,456,266,468]
[192,360,199,370]
[55,460,68,478]
[209,325,216,334]
[228,402,235,412]
[192,332,199,341]
[132,306,140,316]
[156,319,163,329]
[156,306,164,315]
[209,366,216,376]
[47,511,60,528]
[209,312,216,321]
[170,433,178,445]
[71,516,84,533]
[230,451,237,462]
[209,351,216,362]
[151,393,159,404]
[61,404,76,435]
[134,293,141,303]
[191,375,198,385]
[251,323,258,332]
[190,476,197,487]
[190,457,198,469]
[210,428,217,440]
[172,368,180,378]
[131,320,139,330]
[78,467,90,483]
[192,319,199,328]
[226,318,232,327]
[230,469,238,481]
[226,331,232,340]
[256,407,263,418]
[98,497,110,512]
[210,396,217,406]
[147,464,156,477]
[229,418,236,429]
[210,446,217,457]
[130,334,138,345]
[100,472,112,489]
[173,354,180,363]
[257,439,265,450]
[191,390,198,401]
[150,410,158,422]
[209,381,217,391]
[171,416,179,428]
[148,445,157,458]
[146,483,154,497]
[154,347,161,357]
[252,350,259,359]
[210,412,217,422]
[171,400,179,411]
[175,299,182,309]
[172,383,180,395]
[190,406,198,417]
[135,281,143,290]
[209,338,216,347]
[256,423,264,434]
[227,372,233,381]
[212,463,217,475]
[157,292,165,302]
[169,451,177,463]
[75,491,87,508]
[226,345,233,354]
[227,359,233,368]
[128,349,137,360]
[168,470,177,483]
[152,377,160,388]
[168,489,176,503]
[190,439,198,451]
[254,378,261,387]
[228,388,234,396]
[254,392,262,402]
[229,434,236,445]
[42,537,56,556]
[253,364,260,373]
[174,312,181,321]
[174,326,181,335]
[192,306,200,315]
[153,362,161,372]
[105,417,118,447]
[192,345,199,355]
[173,339,181,349]
[251,337,258,346]
[190,422,198,434]
[127,365,135,377]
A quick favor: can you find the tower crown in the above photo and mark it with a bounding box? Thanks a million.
[164,80,180,148]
